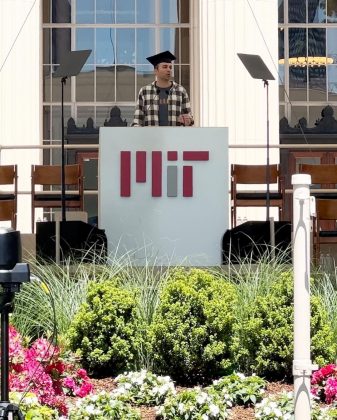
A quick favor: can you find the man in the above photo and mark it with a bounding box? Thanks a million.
[132,50,194,127]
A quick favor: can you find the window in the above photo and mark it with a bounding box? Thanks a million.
[42,0,191,144]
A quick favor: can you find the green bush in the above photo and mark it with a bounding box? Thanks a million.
[67,280,144,377]
[230,272,336,379]
[150,269,237,384]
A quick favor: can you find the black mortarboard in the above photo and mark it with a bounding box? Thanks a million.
[146,50,176,67]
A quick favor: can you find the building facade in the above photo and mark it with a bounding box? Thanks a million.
[279,0,337,127]
[1,0,280,232]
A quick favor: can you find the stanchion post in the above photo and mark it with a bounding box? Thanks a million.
[292,174,317,419]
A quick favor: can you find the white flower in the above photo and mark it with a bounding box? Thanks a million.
[178,402,185,414]
[264,406,271,415]
[274,408,283,417]
[237,372,246,379]
[209,403,220,416]
[85,404,96,414]
[197,393,207,405]
[202,414,209,420]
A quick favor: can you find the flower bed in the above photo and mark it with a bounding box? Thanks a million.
[8,326,93,416]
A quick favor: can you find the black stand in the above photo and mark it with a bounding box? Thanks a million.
[0,262,30,420]
[0,285,23,420]
[237,53,275,221]
[264,79,270,221]
[54,49,91,223]
[61,77,67,222]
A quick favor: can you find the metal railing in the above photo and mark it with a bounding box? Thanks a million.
[0,142,335,197]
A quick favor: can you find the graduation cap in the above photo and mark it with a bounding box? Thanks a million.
[146,50,176,67]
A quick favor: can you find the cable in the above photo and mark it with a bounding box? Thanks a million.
[0,0,37,74]
[246,0,311,148]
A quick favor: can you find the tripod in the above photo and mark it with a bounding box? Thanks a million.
[0,284,24,420]
[0,228,30,420]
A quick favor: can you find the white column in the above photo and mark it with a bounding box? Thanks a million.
[292,174,315,420]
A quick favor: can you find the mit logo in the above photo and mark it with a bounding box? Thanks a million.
[120,151,209,197]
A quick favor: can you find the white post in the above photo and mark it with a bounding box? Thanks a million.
[292,174,316,419]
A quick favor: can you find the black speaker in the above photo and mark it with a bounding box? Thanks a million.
[222,221,291,263]
[36,221,107,262]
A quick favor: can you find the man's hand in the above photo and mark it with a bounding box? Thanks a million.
[178,114,193,126]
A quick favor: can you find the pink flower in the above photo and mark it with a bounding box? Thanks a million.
[320,364,337,378]
[63,376,76,390]
[6,325,93,415]
[325,377,337,404]
[74,382,93,397]
[77,368,88,379]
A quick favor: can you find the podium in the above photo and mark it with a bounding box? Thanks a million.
[99,127,229,266]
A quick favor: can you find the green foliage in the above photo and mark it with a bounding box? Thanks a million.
[9,392,58,419]
[255,391,329,419]
[113,370,175,406]
[312,269,337,359]
[157,387,229,419]
[208,373,266,407]
[150,269,237,384]
[254,391,294,419]
[230,272,336,379]
[12,254,123,340]
[67,280,144,377]
[68,391,141,419]
[116,264,172,370]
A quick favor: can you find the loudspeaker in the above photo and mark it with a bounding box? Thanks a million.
[222,221,291,263]
[36,221,107,262]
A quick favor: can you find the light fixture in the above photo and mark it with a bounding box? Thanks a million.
[279,56,334,67]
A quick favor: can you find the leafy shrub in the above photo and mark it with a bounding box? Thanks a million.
[150,269,237,384]
[113,370,175,405]
[157,387,230,419]
[208,373,266,407]
[230,272,336,379]
[67,280,144,377]
[68,391,141,419]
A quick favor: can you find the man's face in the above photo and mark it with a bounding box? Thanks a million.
[155,62,173,81]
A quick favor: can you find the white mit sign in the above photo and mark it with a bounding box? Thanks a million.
[99,127,228,265]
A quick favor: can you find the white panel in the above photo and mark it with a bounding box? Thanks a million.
[0,0,41,233]
[198,0,278,156]
[99,127,229,266]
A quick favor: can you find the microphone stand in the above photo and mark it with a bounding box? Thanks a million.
[61,76,67,223]
[263,78,270,222]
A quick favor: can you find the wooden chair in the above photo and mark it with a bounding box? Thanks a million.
[31,164,83,233]
[298,164,337,198]
[231,164,285,227]
[313,199,337,263]
[0,165,18,229]
[299,163,337,233]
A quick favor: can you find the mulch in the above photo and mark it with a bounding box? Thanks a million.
[88,377,293,419]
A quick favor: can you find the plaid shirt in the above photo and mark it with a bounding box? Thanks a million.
[131,81,193,127]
